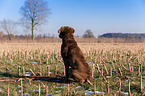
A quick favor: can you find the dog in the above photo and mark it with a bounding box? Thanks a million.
[58,26,91,84]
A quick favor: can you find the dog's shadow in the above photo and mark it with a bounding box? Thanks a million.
[0,71,73,83]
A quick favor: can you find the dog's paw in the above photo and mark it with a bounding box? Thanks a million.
[64,77,69,82]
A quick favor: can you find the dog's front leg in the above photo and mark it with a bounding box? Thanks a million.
[64,63,69,82]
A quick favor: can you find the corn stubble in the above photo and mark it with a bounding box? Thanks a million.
[0,43,144,95]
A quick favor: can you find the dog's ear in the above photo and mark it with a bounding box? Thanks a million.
[58,26,66,35]
[68,27,75,34]
[58,27,65,38]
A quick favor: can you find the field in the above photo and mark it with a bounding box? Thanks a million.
[0,43,144,96]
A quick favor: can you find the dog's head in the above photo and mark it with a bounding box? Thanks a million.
[58,26,75,38]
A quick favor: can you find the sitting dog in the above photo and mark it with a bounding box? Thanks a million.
[58,26,91,84]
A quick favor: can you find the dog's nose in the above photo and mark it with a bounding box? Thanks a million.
[59,36,62,38]
[59,34,62,38]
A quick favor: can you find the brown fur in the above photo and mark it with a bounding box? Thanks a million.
[58,26,91,83]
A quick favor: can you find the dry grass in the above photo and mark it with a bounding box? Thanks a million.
[0,43,144,95]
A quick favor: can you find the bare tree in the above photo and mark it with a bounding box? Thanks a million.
[0,19,16,40]
[20,0,51,40]
[83,29,95,38]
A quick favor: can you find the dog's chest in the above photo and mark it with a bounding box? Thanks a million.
[61,45,68,58]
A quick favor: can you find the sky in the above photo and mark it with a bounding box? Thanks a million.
[0,0,145,37]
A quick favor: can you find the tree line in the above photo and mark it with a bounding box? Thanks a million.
[0,29,145,43]
[0,29,95,39]
[99,33,145,39]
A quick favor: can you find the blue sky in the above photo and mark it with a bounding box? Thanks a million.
[0,0,145,37]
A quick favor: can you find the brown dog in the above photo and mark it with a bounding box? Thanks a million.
[58,26,91,84]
